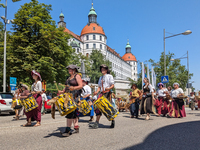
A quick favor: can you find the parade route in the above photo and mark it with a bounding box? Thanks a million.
[0,108,200,150]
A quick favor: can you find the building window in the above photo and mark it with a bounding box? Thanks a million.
[100,36,102,41]
[93,27,95,30]
[86,35,89,40]
[86,44,89,49]
[134,73,135,75]
[77,48,79,53]
[93,43,96,49]
[128,56,130,59]
[100,44,102,49]
[134,67,135,70]
[93,35,96,40]
[86,53,89,57]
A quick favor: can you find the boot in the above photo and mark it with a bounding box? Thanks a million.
[73,126,79,134]
[61,127,72,137]
[90,122,99,129]
[110,120,115,128]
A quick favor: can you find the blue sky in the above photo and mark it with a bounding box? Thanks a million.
[1,0,199,90]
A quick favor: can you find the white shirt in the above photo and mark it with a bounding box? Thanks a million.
[143,84,154,96]
[82,85,91,97]
[171,88,184,98]
[41,93,48,102]
[157,88,168,97]
[31,81,42,92]
[98,74,115,92]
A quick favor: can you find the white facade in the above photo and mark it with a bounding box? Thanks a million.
[58,5,137,85]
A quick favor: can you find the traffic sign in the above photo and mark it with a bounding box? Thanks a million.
[11,86,16,91]
[161,75,169,83]
[10,77,17,86]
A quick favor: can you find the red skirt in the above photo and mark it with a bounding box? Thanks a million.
[168,99,186,118]
[155,97,169,115]
[24,94,42,122]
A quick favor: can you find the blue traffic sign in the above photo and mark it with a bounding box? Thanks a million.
[11,86,16,91]
[10,77,17,86]
[161,75,169,83]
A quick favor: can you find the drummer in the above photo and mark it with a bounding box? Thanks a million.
[81,78,94,121]
[167,83,186,118]
[90,64,115,129]
[58,65,83,137]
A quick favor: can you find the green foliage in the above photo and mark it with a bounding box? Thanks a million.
[0,0,5,8]
[87,49,115,84]
[7,0,73,85]
[148,52,193,90]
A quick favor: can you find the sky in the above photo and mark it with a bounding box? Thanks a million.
[1,0,200,91]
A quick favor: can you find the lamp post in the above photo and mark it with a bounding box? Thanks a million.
[1,0,21,92]
[171,51,189,95]
[163,29,192,76]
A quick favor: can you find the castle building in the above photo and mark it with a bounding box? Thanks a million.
[58,4,138,94]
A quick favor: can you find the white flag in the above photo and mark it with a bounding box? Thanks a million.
[142,62,144,89]
[151,66,156,89]
[147,64,150,83]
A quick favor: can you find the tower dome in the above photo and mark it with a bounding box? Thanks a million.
[122,41,137,61]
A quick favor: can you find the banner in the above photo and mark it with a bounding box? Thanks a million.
[151,66,156,89]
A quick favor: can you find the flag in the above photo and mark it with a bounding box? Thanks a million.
[151,66,156,89]
[147,64,150,83]
[142,62,144,89]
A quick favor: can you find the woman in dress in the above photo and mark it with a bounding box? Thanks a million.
[140,78,156,120]
[90,64,115,129]
[129,84,141,118]
[30,70,43,126]
[156,83,169,117]
[188,92,195,110]
[59,65,83,137]
[167,83,186,118]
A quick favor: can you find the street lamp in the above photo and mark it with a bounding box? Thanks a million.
[1,0,21,92]
[163,29,192,76]
[171,51,190,95]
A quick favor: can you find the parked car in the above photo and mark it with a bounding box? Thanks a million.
[0,92,15,115]
[44,96,52,113]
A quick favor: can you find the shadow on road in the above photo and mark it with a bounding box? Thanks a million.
[123,120,200,150]
[43,127,65,138]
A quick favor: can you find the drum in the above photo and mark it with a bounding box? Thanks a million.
[94,95,119,121]
[11,99,22,109]
[77,100,92,115]
[21,96,38,112]
[55,93,77,116]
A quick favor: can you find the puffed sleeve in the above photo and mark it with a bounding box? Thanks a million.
[37,81,42,92]
[88,85,91,95]
[179,88,184,94]
[109,75,115,86]
[148,84,154,93]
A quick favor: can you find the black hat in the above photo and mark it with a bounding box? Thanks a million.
[66,64,79,72]
[100,64,110,74]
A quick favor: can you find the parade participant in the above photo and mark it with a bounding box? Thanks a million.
[140,78,155,120]
[19,84,32,126]
[167,86,172,93]
[90,64,115,129]
[187,92,195,110]
[81,78,94,121]
[58,65,83,137]
[155,83,169,117]
[167,83,186,118]
[29,70,43,126]
[41,89,48,115]
[129,84,141,118]
[12,88,22,120]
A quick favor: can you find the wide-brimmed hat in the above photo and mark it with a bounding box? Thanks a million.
[100,64,110,74]
[21,84,29,91]
[31,70,42,81]
[66,64,79,72]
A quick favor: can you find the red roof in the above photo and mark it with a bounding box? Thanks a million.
[64,28,82,42]
[107,45,121,58]
[122,53,137,61]
[81,23,105,36]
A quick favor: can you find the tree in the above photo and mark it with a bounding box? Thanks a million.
[148,52,193,90]
[0,0,5,8]
[87,49,115,84]
[7,0,73,85]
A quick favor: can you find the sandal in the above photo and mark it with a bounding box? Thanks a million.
[23,123,32,127]
[33,123,41,127]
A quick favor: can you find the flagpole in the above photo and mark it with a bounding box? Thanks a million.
[142,62,144,90]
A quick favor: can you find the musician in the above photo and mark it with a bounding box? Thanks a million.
[58,65,83,137]
[90,64,115,129]
[140,78,156,120]
[81,78,94,121]
[19,84,32,126]
[129,84,141,118]
[187,92,195,110]
[30,70,43,127]
[155,83,169,117]
[167,83,186,118]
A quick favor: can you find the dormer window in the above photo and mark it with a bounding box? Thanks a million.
[93,27,95,30]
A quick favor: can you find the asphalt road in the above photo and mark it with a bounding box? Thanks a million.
[1,108,200,150]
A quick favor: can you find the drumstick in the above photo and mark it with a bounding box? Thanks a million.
[54,81,59,91]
